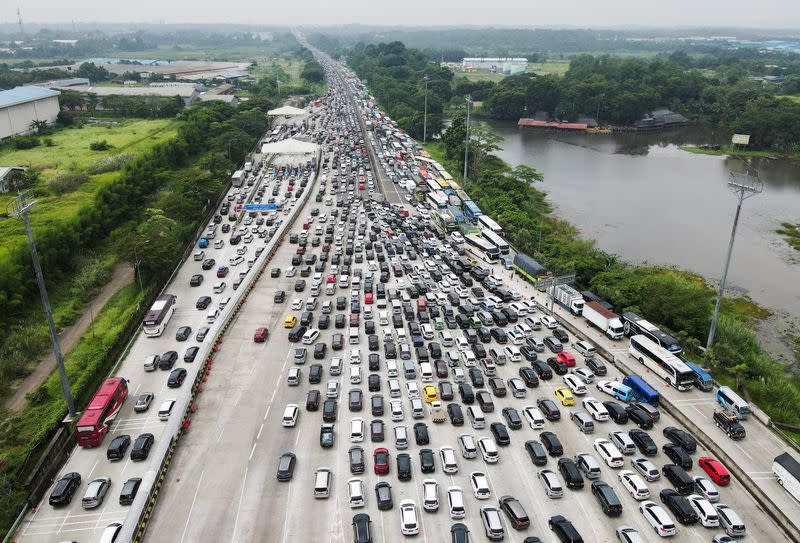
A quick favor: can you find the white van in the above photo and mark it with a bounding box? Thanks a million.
[390,400,403,421]
[422,479,439,512]
[330,357,343,376]
[158,399,176,421]
[478,437,500,463]
[282,404,299,427]
[349,327,360,345]
[287,367,301,386]
[386,359,398,378]
[574,340,597,357]
[508,329,525,345]
[391,299,402,314]
[314,468,332,498]
[394,425,409,449]
[489,348,507,365]
[388,379,401,398]
[467,405,486,429]
[514,322,532,338]
[480,358,497,377]
[350,418,364,442]
[457,434,478,459]
[524,406,545,430]
[420,362,433,383]
[349,366,362,384]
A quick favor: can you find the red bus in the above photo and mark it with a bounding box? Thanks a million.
[76,378,129,447]
[143,294,177,337]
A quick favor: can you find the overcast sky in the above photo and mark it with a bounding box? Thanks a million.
[3,0,799,28]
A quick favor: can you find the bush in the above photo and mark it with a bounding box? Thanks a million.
[13,135,40,149]
[89,140,112,151]
[85,154,133,175]
[56,110,74,126]
[46,172,89,195]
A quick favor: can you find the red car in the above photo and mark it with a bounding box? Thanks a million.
[253,327,269,343]
[557,351,576,367]
[216,265,229,278]
[358,183,365,190]
[373,448,390,475]
[302,222,309,230]
[399,210,409,218]
[698,457,731,486]
[364,293,373,305]
[326,274,335,284]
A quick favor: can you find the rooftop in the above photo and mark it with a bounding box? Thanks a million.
[0,86,61,110]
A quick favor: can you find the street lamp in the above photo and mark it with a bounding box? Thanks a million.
[133,240,150,297]
[422,75,429,144]
[463,94,472,185]
[705,170,763,353]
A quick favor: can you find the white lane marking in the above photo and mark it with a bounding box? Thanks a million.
[179,469,205,543]
[230,465,249,543]
[248,442,257,462]
[280,430,302,543]
[133,382,141,396]
[734,442,754,461]
[691,406,708,419]
[217,426,225,442]
[257,423,264,440]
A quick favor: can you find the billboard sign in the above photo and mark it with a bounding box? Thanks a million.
[731,134,751,145]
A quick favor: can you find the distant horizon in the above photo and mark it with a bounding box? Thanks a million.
[1,0,798,30]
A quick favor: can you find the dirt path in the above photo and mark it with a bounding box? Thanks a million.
[3,263,135,413]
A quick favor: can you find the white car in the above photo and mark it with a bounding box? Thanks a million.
[447,486,466,519]
[563,374,587,395]
[616,526,647,543]
[399,499,420,535]
[570,367,595,384]
[348,478,365,509]
[608,431,637,455]
[456,337,470,352]
[582,397,609,421]
[285,266,297,277]
[350,349,361,365]
[687,494,719,528]
[291,298,303,310]
[406,382,420,399]
[422,479,439,512]
[460,350,476,367]
[541,315,558,329]
[639,501,677,537]
[326,380,340,398]
[420,324,434,340]
[439,446,459,473]
[523,406,545,430]
[618,470,650,501]
[470,472,491,499]
[594,438,624,468]
[692,476,719,502]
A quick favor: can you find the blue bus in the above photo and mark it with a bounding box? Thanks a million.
[683,360,713,392]
[623,374,661,407]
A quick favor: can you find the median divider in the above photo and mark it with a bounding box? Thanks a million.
[553,313,800,543]
[120,148,322,543]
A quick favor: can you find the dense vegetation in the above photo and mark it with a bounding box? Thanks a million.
[347,39,800,430]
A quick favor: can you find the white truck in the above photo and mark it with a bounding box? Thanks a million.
[429,401,446,423]
[773,452,800,502]
[583,301,624,340]
[548,284,585,315]
[231,170,245,187]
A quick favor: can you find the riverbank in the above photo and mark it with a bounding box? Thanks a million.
[778,222,800,251]
[680,144,799,160]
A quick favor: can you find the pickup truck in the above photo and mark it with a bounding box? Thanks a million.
[320,424,334,448]
[429,401,446,423]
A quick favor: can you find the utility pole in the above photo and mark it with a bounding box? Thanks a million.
[463,94,472,185]
[133,240,150,297]
[10,192,75,419]
[705,170,763,354]
[422,75,429,144]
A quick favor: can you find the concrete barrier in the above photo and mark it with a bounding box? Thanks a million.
[554,313,800,543]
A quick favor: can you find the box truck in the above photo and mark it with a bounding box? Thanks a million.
[548,284,585,315]
[583,301,624,340]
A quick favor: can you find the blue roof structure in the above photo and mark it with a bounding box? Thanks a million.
[0,86,61,110]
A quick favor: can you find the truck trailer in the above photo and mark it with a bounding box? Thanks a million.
[773,452,800,502]
[231,170,245,187]
[548,284,585,315]
[513,252,547,283]
[583,301,624,340]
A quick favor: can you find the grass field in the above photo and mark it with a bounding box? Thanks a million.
[679,144,796,160]
[777,95,800,104]
[528,61,571,76]
[114,42,290,62]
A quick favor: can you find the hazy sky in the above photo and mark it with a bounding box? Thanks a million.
[2,0,799,28]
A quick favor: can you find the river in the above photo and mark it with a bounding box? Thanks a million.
[487,120,800,317]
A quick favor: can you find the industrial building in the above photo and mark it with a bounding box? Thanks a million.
[0,86,61,141]
[56,85,200,106]
[461,57,527,75]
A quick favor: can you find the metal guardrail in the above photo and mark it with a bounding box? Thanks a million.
[121,149,322,543]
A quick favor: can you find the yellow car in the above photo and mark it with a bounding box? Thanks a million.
[283,315,297,329]
[422,385,439,404]
[554,387,575,406]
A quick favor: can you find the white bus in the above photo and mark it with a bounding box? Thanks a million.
[629,335,695,391]
[477,215,504,237]
[143,294,177,337]
[464,234,500,262]
[480,228,509,255]
[426,191,449,209]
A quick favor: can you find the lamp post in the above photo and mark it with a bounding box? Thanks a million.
[705,170,763,353]
[463,94,472,184]
[423,75,429,143]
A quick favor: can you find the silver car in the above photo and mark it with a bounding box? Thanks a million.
[82,476,111,509]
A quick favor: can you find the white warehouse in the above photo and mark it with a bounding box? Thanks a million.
[461,57,528,75]
[0,86,61,141]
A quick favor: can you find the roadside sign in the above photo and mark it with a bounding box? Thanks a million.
[534,278,554,290]
[554,274,576,284]
[731,134,750,145]
[243,204,277,211]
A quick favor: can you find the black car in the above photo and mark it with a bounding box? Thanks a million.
[662,443,693,470]
[502,407,523,429]
[537,398,561,421]
[159,350,178,370]
[458,383,474,404]
[663,426,698,453]
[167,367,187,388]
[603,401,629,424]
[490,422,510,445]
[585,356,607,376]
[419,448,436,473]
[660,489,698,525]
[525,440,548,466]
[519,367,540,388]
[189,274,203,287]
[540,431,564,456]
[368,353,381,371]
[520,345,538,362]
[476,391,494,412]
[294,279,306,292]
[625,405,654,429]
[368,373,380,392]
[546,357,568,376]
[175,326,192,342]
[196,296,212,310]
[130,433,155,461]
[557,458,584,489]
[274,290,286,303]
[349,446,366,474]
[532,360,553,380]
[202,258,216,270]
[447,403,465,426]
[352,513,373,543]
[309,364,323,384]
[477,327,492,343]
[368,334,379,351]
[591,481,623,517]
[318,314,330,329]
[469,368,485,388]
[270,268,281,278]
[277,452,296,481]
[49,472,81,506]
[184,346,199,363]
[552,328,569,343]
[544,336,563,353]
[451,523,470,543]
[106,434,131,461]
[371,419,385,442]
[349,389,364,412]
[489,377,507,397]
[629,429,658,456]
[335,314,346,329]
[314,343,327,360]
[414,423,430,445]
[663,464,694,495]
[548,515,582,543]
[375,482,393,510]
[396,453,412,481]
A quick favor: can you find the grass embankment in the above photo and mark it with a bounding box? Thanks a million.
[777,222,800,251]
[679,144,798,160]
[777,95,800,104]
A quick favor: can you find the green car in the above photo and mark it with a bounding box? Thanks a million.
[433,317,444,331]
[469,316,482,330]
